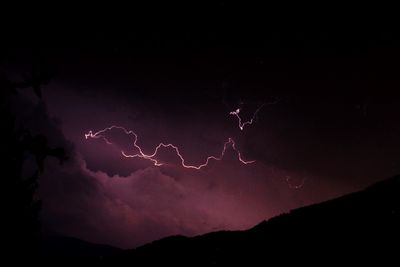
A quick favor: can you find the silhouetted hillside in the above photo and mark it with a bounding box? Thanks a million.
[39,235,120,263]
[38,176,399,265]
[105,175,399,265]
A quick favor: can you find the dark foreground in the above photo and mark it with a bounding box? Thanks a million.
[40,175,399,265]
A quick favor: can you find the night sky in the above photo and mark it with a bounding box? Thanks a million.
[3,10,400,248]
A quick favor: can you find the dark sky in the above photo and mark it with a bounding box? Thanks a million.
[3,9,400,248]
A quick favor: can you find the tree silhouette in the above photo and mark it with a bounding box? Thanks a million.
[0,67,66,259]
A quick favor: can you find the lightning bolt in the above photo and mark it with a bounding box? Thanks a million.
[85,125,255,170]
[229,99,279,131]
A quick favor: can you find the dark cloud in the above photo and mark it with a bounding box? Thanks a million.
[6,18,400,248]
[26,84,361,248]
[9,88,321,248]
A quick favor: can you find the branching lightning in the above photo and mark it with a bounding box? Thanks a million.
[229,99,279,130]
[229,105,264,131]
[85,125,255,170]
[84,98,305,188]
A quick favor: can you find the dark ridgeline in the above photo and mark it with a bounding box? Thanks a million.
[101,175,399,265]
[39,174,400,265]
[0,68,66,261]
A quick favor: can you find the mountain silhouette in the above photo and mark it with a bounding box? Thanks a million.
[40,175,400,265]
[107,175,400,265]
[39,235,121,263]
